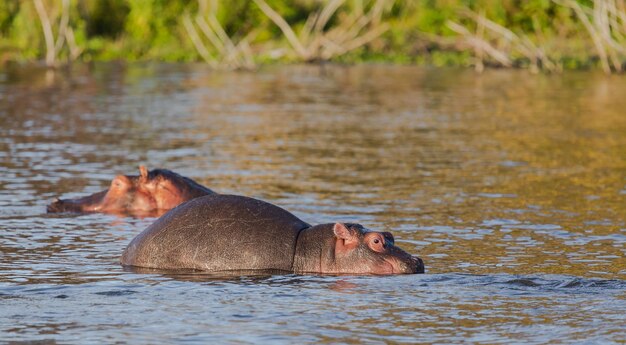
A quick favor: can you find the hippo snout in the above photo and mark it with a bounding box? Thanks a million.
[390,254,425,274]
[46,198,65,213]
[412,256,425,274]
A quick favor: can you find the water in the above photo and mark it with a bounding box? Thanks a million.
[1,63,625,344]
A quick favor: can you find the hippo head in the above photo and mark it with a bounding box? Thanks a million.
[94,166,156,212]
[47,166,213,215]
[133,166,209,211]
[321,223,424,275]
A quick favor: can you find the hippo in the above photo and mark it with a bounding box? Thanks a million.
[47,166,214,216]
[121,194,424,275]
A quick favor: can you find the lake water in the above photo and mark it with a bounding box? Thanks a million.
[1,63,625,344]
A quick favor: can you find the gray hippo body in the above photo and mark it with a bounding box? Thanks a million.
[121,194,424,275]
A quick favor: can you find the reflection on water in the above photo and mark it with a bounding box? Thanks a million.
[1,63,625,343]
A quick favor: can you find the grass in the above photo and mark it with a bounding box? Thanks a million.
[1,0,626,73]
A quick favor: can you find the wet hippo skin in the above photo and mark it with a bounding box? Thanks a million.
[47,166,214,216]
[121,194,425,275]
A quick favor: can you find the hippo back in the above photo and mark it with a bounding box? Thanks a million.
[121,194,311,271]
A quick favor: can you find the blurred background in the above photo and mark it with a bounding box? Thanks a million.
[2,0,626,73]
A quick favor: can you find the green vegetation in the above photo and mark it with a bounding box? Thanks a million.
[1,0,626,72]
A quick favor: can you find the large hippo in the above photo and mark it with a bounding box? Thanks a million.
[121,194,424,275]
[47,166,214,216]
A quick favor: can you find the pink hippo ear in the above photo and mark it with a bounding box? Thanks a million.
[139,166,149,183]
[333,223,359,253]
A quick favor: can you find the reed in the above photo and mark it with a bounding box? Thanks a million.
[253,0,392,62]
[443,1,626,73]
[446,9,560,73]
[183,0,255,70]
[555,0,626,73]
[32,0,80,67]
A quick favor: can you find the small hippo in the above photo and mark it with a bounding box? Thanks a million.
[47,166,214,216]
[121,194,424,275]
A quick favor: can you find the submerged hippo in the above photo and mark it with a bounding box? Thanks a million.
[121,194,424,275]
[47,166,214,216]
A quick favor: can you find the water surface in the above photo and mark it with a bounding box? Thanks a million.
[1,64,625,343]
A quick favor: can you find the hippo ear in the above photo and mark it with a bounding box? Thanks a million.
[139,166,149,182]
[333,223,358,246]
[111,175,132,190]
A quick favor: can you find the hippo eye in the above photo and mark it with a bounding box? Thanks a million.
[158,183,173,191]
[368,235,386,253]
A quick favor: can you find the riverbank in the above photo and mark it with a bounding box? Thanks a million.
[1,0,625,73]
